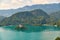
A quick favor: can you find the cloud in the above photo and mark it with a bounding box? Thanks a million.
[31,0,60,4]
[31,0,49,4]
[0,0,24,9]
[57,0,60,2]
[0,0,60,9]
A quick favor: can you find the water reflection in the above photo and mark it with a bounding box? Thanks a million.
[0,26,60,40]
[2,25,60,33]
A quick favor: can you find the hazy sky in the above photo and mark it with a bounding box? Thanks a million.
[0,0,60,9]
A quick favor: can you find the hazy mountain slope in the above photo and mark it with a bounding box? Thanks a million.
[0,3,60,17]
[50,11,60,20]
[0,16,5,22]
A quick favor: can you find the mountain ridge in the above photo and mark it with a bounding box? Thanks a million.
[0,3,60,17]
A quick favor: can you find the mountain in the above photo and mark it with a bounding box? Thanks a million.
[0,9,49,26]
[0,3,60,17]
[0,16,5,22]
[50,11,60,20]
[48,11,60,26]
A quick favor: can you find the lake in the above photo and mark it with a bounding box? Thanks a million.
[0,25,60,40]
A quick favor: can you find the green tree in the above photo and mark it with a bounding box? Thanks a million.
[55,37,60,40]
[56,20,60,26]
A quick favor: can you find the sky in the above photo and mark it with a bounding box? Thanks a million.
[0,0,60,10]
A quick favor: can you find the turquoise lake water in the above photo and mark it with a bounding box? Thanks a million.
[0,25,60,40]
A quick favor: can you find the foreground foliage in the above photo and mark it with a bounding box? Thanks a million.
[55,37,60,40]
